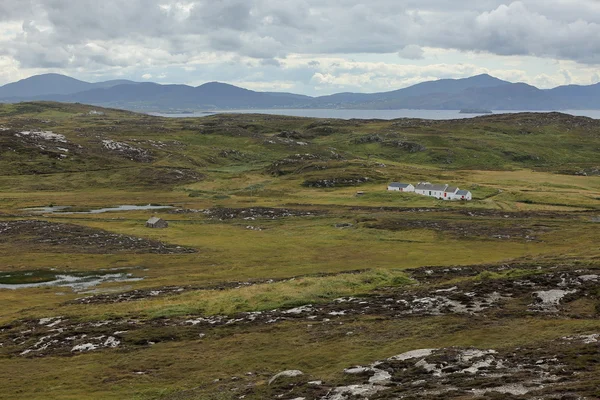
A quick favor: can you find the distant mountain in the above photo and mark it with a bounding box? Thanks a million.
[456,83,567,110]
[44,81,313,110]
[311,74,510,107]
[354,82,565,111]
[2,73,600,111]
[548,83,600,109]
[0,73,137,99]
[377,74,509,100]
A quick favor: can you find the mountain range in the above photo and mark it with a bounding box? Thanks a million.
[1,73,600,112]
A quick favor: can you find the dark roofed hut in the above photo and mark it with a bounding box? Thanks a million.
[146,217,168,228]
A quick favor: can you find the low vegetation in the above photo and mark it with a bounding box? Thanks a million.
[0,103,599,399]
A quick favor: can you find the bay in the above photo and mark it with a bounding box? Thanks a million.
[150,109,600,120]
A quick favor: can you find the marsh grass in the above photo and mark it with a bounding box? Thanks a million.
[108,269,412,319]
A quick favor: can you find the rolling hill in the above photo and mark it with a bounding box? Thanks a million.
[2,73,600,111]
[0,101,599,399]
[0,73,136,99]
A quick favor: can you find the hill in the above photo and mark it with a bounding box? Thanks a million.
[0,73,137,98]
[3,73,600,111]
[0,102,598,185]
[311,74,509,107]
[0,101,599,399]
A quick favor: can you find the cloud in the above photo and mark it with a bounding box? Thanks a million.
[421,2,600,63]
[398,45,424,60]
[1,1,600,92]
[3,1,600,65]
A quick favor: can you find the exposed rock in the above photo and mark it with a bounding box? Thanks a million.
[101,139,153,162]
[323,384,387,400]
[16,130,67,142]
[202,207,322,220]
[382,139,426,152]
[310,344,576,399]
[277,130,304,139]
[352,134,382,144]
[531,289,577,312]
[268,370,304,385]
[388,348,437,361]
[334,223,354,229]
[218,149,245,159]
[5,265,600,358]
[303,177,371,188]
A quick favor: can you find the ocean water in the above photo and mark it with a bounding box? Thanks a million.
[150,109,600,120]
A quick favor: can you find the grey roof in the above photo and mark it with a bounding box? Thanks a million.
[388,182,412,188]
[445,186,458,193]
[456,190,470,196]
[416,183,448,191]
[147,217,163,224]
[431,184,448,191]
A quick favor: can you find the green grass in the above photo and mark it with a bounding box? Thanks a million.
[76,269,413,320]
[1,103,600,399]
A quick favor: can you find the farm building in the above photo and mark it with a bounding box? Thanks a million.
[444,186,458,200]
[415,182,449,199]
[455,190,472,201]
[146,217,168,228]
[387,182,415,192]
[389,181,472,201]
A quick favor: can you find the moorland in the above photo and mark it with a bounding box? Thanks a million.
[0,102,599,399]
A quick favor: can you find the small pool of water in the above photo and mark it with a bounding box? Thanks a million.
[0,270,143,291]
[22,206,70,213]
[22,204,173,214]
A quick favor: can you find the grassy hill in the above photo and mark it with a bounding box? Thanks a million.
[0,102,599,399]
[1,102,599,181]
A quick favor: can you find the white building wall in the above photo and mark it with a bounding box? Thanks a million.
[444,191,457,200]
[453,192,472,201]
[389,184,415,192]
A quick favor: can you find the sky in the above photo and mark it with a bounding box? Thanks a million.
[1,0,600,95]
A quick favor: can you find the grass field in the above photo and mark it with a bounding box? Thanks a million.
[0,103,599,399]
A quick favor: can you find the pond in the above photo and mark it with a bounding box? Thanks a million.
[22,206,71,213]
[0,270,143,291]
[22,204,173,214]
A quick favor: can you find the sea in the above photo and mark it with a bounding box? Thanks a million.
[149,109,600,120]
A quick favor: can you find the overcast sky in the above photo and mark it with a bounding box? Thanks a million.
[1,0,600,95]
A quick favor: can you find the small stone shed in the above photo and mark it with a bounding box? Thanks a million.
[146,217,168,228]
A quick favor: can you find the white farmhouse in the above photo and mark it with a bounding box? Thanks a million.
[455,189,472,201]
[414,182,448,199]
[389,181,472,201]
[387,182,415,192]
[443,186,459,200]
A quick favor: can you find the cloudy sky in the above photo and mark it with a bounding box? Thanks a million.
[1,0,600,95]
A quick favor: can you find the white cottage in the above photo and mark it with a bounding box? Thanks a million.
[388,181,472,201]
[443,186,459,200]
[414,182,448,199]
[455,189,472,201]
[387,182,415,192]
